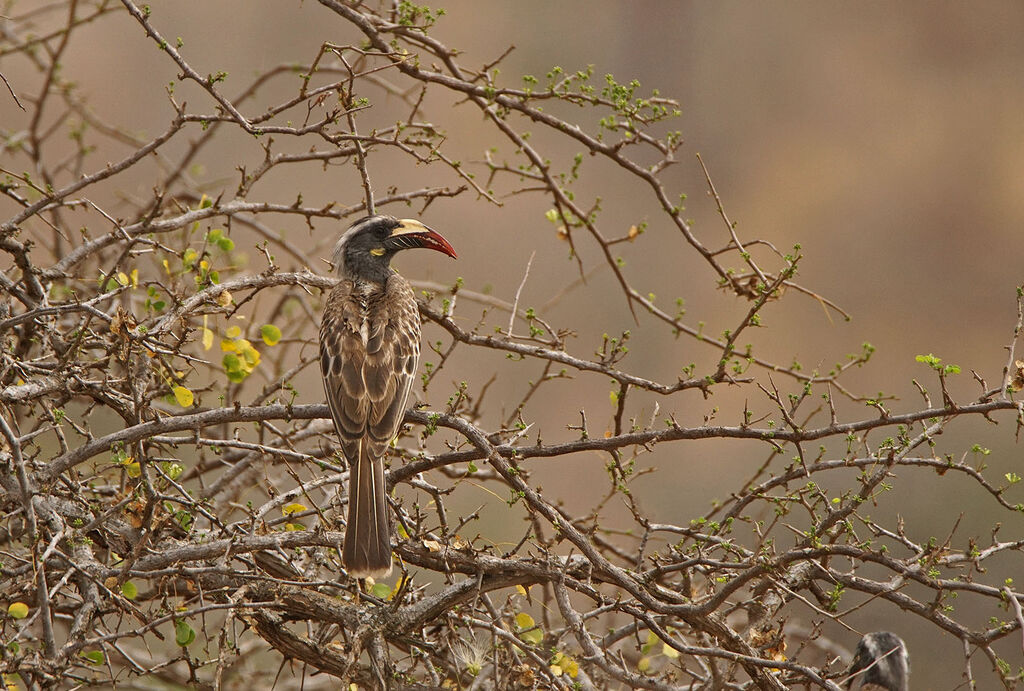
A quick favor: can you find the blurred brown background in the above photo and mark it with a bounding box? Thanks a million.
[3,1,1023,686]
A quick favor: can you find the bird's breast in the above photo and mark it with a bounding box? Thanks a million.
[351,280,379,348]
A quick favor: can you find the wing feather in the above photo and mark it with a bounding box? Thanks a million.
[320,275,420,450]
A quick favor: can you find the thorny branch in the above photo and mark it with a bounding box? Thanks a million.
[0,2,1022,689]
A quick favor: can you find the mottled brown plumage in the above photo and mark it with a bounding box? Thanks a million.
[320,215,456,578]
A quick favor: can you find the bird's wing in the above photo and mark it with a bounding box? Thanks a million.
[365,275,420,445]
[319,276,421,459]
[320,279,369,461]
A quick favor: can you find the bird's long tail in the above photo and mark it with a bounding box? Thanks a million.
[343,442,392,578]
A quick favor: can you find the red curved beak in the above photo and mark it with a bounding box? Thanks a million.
[391,219,458,258]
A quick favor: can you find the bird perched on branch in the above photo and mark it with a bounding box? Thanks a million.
[846,631,909,691]
[320,215,457,578]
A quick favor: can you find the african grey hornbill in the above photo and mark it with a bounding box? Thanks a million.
[320,215,456,578]
[846,631,909,691]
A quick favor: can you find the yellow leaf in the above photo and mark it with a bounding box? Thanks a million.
[225,325,241,339]
[637,656,651,673]
[220,339,237,352]
[202,328,214,350]
[116,271,129,286]
[239,342,260,368]
[389,575,405,599]
[173,386,194,407]
[130,268,139,287]
[550,652,577,678]
[7,602,29,619]
[515,584,529,596]
[282,503,307,516]
[515,612,534,629]
[662,642,679,659]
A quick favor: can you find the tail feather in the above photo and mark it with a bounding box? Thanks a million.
[342,442,392,578]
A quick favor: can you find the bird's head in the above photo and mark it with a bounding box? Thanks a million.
[332,215,457,282]
[847,632,909,691]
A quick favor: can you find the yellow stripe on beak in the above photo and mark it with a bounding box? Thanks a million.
[390,219,433,237]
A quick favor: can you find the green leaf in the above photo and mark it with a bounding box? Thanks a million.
[81,650,105,665]
[162,461,184,481]
[515,612,543,644]
[370,581,392,599]
[121,581,138,599]
[261,324,282,346]
[521,628,543,645]
[641,630,657,654]
[174,619,196,647]
[173,509,194,532]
